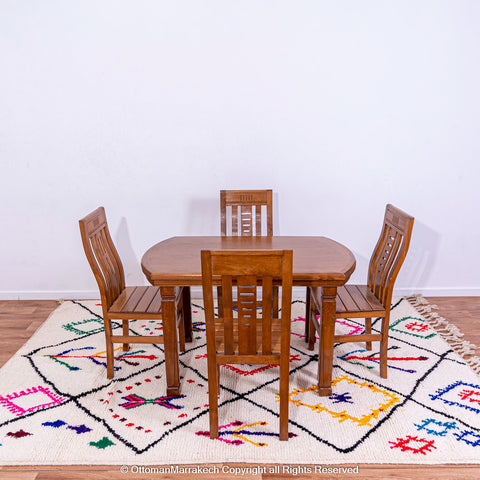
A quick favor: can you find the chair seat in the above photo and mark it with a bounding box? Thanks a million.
[311,284,386,318]
[109,286,164,317]
[214,317,283,357]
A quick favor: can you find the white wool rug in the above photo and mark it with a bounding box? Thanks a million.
[0,296,479,465]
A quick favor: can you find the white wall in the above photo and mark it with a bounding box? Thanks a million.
[1,0,479,299]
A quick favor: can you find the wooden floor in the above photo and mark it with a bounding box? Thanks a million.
[0,297,479,479]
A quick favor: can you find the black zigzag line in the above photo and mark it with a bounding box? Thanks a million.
[28,302,178,357]
[292,296,432,356]
[71,299,103,319]
[373,297,459,359]
[369,297,403,330]
[336,349,456,453]
[27,336,99,357]
[1,328,156,455]
[233,326,474,453]
[267,349,455,454]
[69,358,168,401]
[72,300,171,354]
[138,350,323,452]
[73,345,212,454]
[180,308,479,450]
[333,361,480,434]
[75,343,323,454]
[210,353,318,420]
[338,315,453,361]
[59,351,224,455]
[0,356,77,429]
[72,396,141,453]
[213,385,342,450]
[39,359,182,454]
[329,316,453,360]
[313,349,465,453]
[177,339,317,415]
[6,298,471,455]
[135,408,211,454]
[26,300,115,356]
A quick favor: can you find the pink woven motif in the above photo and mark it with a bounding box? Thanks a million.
[0,386,65,416]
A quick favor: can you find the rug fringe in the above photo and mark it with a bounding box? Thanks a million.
[406,294,480,375]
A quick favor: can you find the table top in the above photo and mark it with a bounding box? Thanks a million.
[141,236,356,286]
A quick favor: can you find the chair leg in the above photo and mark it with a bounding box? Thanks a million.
[308,314,316,351]
[365,318,372,351]
[308,295,317,351]
[182,287,193,343]
[176,300,186,353]
[104,318,114,379]
[272,285,279,318]
[122,319,130,352]
[304,287,311,342]
[380,315,389,378]
[279,353,289,440]
[178,315,186,353]
[208,361,219,439]
[217,286,223,318]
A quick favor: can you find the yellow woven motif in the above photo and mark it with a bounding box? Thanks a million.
[287,375,401,427]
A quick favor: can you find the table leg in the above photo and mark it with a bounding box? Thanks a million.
[317,286,337,396]
[161,286,180,396]
[182,286,193,343]
[304,286,311,343]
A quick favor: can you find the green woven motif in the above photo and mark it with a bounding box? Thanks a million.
[62,318,119,335]
[389,316,437,339]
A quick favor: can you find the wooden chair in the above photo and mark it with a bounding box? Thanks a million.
[79,207,186,379]
[220,189,273,236]
[201,249,293,441]
[219,189,278,316]
[306,204,414,379]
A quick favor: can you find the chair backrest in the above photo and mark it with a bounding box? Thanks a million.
[220,189,273,236]
[201,250,292,358]
[79,207,125,311]
[367,204,414,309]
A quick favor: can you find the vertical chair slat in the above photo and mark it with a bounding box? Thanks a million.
[99,228,122,302]
[222,276,234,355]
[240,206,253,236]
[262,276,273,354]
[237,276,257,355]
[91,233,115,308]
[255,205,262,236]
[103,223,125,293]
[220,190,227,236]
[232,206,238,236]
[370,224,390,299]
[378,230,402,305]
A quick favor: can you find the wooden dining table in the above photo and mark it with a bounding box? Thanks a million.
[141,236,356,397]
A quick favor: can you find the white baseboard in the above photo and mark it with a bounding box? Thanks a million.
[1,286,479,301]
[0,291,99,301]
[394,287,480,297]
